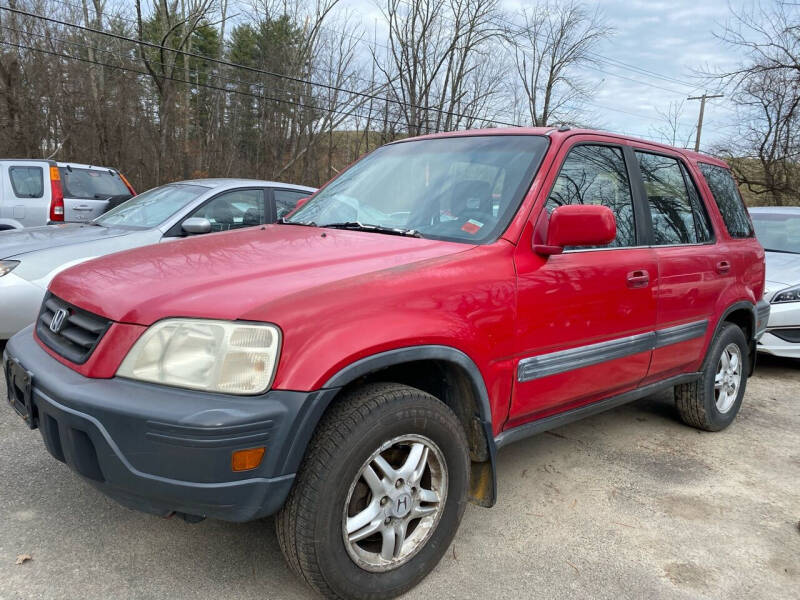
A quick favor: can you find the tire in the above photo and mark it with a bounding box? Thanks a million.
[276,382,470,600]
[675,322,749,431]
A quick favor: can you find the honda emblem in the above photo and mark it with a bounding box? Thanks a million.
[49,308,69,333]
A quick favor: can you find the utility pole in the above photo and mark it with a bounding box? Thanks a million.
[688,93,724,152]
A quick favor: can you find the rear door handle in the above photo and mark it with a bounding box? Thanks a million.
[626,270,650,288]
[716,260,731,274]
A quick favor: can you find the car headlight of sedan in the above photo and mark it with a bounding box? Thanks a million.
[772,284,800,304]
[0,260,20,277]
[117,319,281,394]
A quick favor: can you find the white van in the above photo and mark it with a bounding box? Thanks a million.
[0,160,135,230]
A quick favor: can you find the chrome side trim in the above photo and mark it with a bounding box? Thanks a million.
[517,320,708,382]
[517,332,655,382]
[654,320,708,349]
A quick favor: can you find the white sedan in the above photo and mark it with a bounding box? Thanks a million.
[750,206,800,359]
[0,178,314,341]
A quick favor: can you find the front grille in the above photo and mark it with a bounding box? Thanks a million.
[769,328,800,343]
[36,293,112,364]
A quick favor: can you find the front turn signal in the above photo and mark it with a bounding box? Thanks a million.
[232,447,266,472]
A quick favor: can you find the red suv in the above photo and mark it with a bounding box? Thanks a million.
[4,128,768,599]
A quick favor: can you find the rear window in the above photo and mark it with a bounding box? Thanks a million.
[59,167,130,200]
[9,166,44,198]
[698,163,754,238]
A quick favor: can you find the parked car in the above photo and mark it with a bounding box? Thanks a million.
[3,129,767,600]
[749,206,800,358]
[0,160,136,229]
[0,178,315,340]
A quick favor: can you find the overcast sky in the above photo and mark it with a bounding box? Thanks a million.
[338,0,748,150]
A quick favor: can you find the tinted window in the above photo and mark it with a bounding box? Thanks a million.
[750,213,800,254]
[9,166,44,198]
[274,189,311,219]
[190,189,265,231]
[289,135,549,244]
[698,163,754,238]
[96,184,207,229]
[59,167,130,199]
[546,144,636,247]
[636,152,713,245]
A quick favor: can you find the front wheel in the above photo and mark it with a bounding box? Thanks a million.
[675,322,749,431]
[276,383,469,599]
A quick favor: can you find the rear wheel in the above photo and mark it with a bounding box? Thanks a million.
[675,322,749,431]
[276,383,469,599]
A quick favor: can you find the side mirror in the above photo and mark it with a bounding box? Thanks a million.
[534,205,616,256]
[283,196,311,220]
[181,217,212,235]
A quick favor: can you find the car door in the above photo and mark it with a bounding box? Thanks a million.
[272,188,313,221]
[508,138,658,425]
[4,162,50,227]
[629,149,728,381]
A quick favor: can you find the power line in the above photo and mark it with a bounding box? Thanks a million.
[1,5,521,128]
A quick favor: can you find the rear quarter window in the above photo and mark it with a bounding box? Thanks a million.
[8,166,44,198]
[698,163,754,238]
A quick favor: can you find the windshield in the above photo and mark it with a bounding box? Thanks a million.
[751,212,800,254]
[288,135,549,243]
[95,184,208,229]
[59,167,131,199]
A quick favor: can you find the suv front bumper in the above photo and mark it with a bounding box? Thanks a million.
[3,326,334,522]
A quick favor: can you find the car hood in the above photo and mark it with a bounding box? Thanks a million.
[49,225,473,325]
[764,251,800,286]
[0,223,133,259]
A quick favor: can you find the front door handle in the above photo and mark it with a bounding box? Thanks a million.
[626,270,650,288]
[716,260,731,274]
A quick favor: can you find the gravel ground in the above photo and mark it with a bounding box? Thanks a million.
[1,354,798,600]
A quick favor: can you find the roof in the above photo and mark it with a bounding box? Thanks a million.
[173,178,316,192]
[401,127,729,167]
[748,206,800,214]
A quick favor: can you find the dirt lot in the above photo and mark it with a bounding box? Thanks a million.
[1,355,798,600]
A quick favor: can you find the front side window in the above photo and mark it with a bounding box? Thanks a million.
[288,135,549,243]
[546,144,636,247]
[9,166,44,198]
[636,152,713,245]
[95,184,208,229]
[698,163,754,238]
[189,189,265,231]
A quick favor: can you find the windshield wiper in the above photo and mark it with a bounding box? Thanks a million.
[763,248,800,254]
[322,221,421,238]
[276,217,317,227]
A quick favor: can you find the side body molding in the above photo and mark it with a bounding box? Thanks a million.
[276,345,499,506]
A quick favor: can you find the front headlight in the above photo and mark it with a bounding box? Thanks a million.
[117,319,281,394]
[772,285,800,304]
[0,260,20,277]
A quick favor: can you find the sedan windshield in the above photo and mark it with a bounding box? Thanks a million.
[94,184,208,229]
[288,135,549,243]
[751,213,800,254]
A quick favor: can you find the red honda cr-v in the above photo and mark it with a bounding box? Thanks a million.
[4,128,768,599]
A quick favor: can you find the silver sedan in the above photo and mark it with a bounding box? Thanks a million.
[750,206,800,359]
[0,178,315,340]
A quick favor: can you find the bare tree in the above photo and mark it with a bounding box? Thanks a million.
[507,0,610,127]
[650,100,693,148]
[376,0,502,136]
[713,1,800,205]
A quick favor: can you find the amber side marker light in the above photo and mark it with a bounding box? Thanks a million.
[232,447,266,472]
